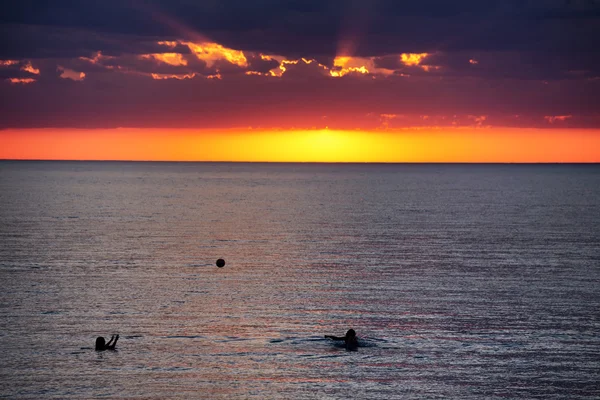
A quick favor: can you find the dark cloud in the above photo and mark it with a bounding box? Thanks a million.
[416,51,600,81]
[278,59,331,79]
[245,54,279,74]
[2,0,599,57]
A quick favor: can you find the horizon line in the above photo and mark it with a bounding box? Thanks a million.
[1,159,598,165]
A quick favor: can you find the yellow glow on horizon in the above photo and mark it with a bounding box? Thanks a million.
[276,129,370,161]
[1,128,599,163]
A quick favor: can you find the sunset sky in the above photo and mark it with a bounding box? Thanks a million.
[1,0,599,162]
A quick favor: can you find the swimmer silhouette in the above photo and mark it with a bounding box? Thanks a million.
[95,334,119,351]
[325,329,358,350]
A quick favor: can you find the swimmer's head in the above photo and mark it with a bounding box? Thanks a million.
[346,329,356,339]
[95,336,105,350]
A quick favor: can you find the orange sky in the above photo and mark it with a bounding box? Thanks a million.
[1,127,599,162]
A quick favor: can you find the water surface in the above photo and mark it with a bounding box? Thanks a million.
[1,162,599,399]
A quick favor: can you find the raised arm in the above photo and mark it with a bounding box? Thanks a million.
[106,334,119,349]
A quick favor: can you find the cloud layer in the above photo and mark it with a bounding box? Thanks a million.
[1,0,599,129]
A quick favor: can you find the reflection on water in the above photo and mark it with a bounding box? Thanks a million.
[1,162,599,399]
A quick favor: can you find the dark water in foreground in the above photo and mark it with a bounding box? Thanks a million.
[0,161,599,399]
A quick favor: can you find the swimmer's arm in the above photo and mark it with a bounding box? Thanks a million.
[324,335,344,340]
[106,334,119,349]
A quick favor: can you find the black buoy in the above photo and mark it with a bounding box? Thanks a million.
[216,258,225,268]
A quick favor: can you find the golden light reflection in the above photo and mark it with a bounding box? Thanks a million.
[270,59,299,76]
[2,128,599,163]
[8,78,35,84]
[253,55,388,78]
[330,56,370,77]
[79,38,438,80]
[262,58,323,77]
[141,53,188,66]
[0,60,19,66]
[206,72,222,80]
[330,56,397,77]
[150,72,196,80]
[184,41,247,68]
[22,61,40,75]
[400,53,429,66]
[157,41,178,48]
[150,40,249,69]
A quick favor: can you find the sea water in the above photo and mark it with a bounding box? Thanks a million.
[1,161,599,399]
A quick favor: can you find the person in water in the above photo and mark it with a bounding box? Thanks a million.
[325,329,358,349]
[95,334,119,351]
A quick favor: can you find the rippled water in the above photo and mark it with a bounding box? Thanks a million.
[1,161,599,399]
